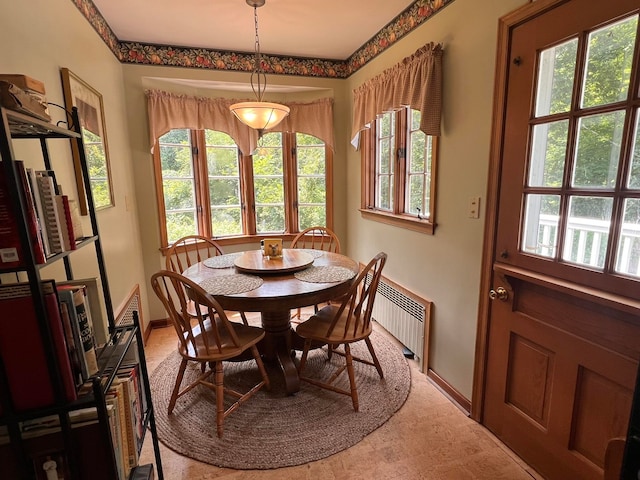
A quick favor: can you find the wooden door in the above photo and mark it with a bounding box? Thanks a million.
[481,1,640,479]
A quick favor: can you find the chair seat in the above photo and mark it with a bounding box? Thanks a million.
[181,323,265,361]
[296,304,372,344]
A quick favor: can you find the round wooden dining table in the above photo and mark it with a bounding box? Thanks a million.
[182,248,359,394]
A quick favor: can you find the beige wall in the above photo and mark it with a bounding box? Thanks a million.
[2,0,527,400]
[119,66,349,320]
[346,0,525,398]
[0,0,148,335]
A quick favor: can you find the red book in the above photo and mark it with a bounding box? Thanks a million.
[0,280,77,412]
[16,161,46,262]
[0,161,46,268]
[61,195,76,250]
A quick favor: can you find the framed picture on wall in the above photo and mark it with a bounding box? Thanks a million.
[60,68,114,214]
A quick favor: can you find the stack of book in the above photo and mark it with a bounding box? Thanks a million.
[0,74,50,122]
[0,160,84,269]
[0,281,143,479]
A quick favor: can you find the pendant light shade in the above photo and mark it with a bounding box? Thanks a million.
[230,101,289,131]
[230,0,289,133]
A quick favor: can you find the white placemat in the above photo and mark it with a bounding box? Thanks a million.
[294,266,356,283]
[297,249,325,259]
[203,253,242,269]
[198,274,263,295]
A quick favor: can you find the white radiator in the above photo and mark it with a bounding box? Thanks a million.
[368,273,431,372]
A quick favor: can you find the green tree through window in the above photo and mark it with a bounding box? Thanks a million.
[155,129,331,246]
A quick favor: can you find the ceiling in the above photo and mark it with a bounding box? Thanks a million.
[91,0,416,61]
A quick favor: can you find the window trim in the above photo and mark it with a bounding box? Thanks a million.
[360,108,438,234]
[154,129,334,250]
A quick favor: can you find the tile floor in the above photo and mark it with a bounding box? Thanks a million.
[138,311,542,480]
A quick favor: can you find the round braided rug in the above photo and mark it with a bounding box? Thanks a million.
[149,329,410,469]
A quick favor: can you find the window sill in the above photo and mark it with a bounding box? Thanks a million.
[359,209,435,234]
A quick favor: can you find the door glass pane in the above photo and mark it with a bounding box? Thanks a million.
[628,110,640,189]
[522,194,561,258]
[562,196,613,268]
[253,133,285,233]
[528,120,568,187]
[535,39,578,117]
[205,130,242,236]
[572,111,625,188]
[581,15,638,108]
[615,198,640,278]
[159,129,197,242]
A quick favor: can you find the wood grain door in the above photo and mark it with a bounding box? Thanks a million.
[481,1,640,478]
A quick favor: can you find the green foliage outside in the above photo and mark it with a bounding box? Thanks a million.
[528,16,640,271]
[159,128,328,240]
[159,129,196,242]
[536,17,638,220]
[82,129,112,209]
[297,133,326,229]
[206,130,242,236]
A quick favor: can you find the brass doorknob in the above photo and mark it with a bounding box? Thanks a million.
[489,287,508,301]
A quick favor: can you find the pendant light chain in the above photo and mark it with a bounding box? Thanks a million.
[229,0,290,133]
[252,4,266,102]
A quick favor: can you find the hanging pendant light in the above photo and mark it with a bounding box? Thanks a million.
[230,0,289,134]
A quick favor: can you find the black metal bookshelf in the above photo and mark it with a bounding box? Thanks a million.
[0,107,163,479]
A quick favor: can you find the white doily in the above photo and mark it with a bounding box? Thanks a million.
[198,274,263,295]
[294,266,356,284]
[203,253,242,269]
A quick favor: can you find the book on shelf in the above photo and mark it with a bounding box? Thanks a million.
[106,383,127,480]
[56,284,99,380]
[25,167,51,257]
[0,280,77,412]
[57,277,107,347]
[0,406,117,480]
[119,363,145,455]
[113,374,140,473]
[0,161,46,267]
[0,81,50,122]
[15,161,46,264]
[68,198,84,240]
[55,194,74,251]
[58,300,84,388]
[34,170,65,255]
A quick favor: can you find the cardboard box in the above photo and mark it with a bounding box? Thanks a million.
[0,74,46,94]
[0,81,51,122]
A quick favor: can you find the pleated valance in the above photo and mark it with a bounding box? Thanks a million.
[351,42,443,148]
[146,90,334,155]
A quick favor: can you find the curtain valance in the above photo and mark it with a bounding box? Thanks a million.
[351,42,443,148]
[146,90,334,155]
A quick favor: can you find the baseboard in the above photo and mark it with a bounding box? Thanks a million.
[427,368,471,415]
[149,318,171,329]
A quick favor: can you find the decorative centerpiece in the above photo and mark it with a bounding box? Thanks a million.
[262,238,283,258]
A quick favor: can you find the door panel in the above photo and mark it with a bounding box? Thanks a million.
[485,268,638,479]
[483,2,640,477]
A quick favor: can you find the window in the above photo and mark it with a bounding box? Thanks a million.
[521,14,640,280]
[361,107,438,233]
[155,129,332,247]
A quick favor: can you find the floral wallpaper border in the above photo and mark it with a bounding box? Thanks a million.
[71,0,453,79]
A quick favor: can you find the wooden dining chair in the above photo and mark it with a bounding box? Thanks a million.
[151,270,270,437]
[290,226,341,254]
[295,252,387,411]
[166,234,248,325]
[290,226,341,321]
